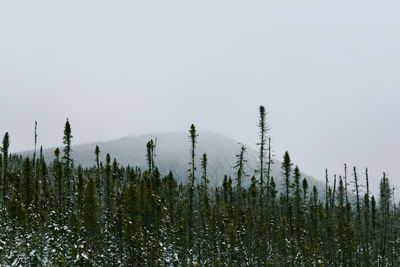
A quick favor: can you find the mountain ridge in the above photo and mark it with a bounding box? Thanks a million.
[20,131,324,190]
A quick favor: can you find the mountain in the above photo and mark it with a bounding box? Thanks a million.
[21,132,323,189]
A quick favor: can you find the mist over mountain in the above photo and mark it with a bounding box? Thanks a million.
[21,131,323,190]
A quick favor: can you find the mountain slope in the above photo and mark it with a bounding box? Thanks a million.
[22,132,323,189]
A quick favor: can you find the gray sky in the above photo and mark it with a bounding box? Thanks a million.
[1,0,399,197]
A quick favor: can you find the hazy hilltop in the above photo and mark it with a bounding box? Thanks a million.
[21,131,323,189]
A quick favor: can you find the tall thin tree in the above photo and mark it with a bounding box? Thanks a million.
[188,124,198,246]
[234,144,247,191]
[257,105,270,186]
[282,151,293,219]
[2,132,9,205]
[62,119,73,201]
[33,121,38,177]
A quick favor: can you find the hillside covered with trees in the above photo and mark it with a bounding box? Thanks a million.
[0,106,399,266]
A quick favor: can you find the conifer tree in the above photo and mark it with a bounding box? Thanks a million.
[325,169,329,213]
[364,168,371,266]
[344,163,349,206]
[104,153,112,216]
[281,151,293,219]
[53,148,64,215]
[82,177,100,248]
[353,167,362,264]
[146,139,156,176]
[166,171,176,224]
[94,145,101,199]
[21,157,33,207]
[257,105,269,186]
[200,153,210,217]
[302,177,308,202]
[2,132,9,204]
[188,123,198,246]
[39,146,50,209]
[0,109,399,265]
[62,119,73,203]
[76,166,85,213]
[379,172,391,266]
[293,166,302,238]
[234,144,247,191]
[266,136,273,203]
[33,121,38,178]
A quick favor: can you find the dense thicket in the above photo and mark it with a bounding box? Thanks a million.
[0,108,399,266]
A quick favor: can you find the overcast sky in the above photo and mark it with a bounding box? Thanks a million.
[1,0,399,196]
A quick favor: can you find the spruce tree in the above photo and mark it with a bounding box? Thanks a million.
[257,105,270,186]
[344,163,349,206]
[281,151,292,219]
[82,177,100,248]
[293,166,302,239]
[21,157,33,207]
[188,124,198,247]
[379,172,391,266]
[234,144,247,191]
[146,139,155,176]
[364,168,371,266]
[2,132,9,204]
[200,153,210,218]
[62,119,73,204]
[353,167,362,264]
[104,153,112,216]
[266,136,273,202]
[33,121,38,178]
[53,148,64,216]
[94,145,101,200]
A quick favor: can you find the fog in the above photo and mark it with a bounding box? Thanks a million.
[1,0,399,197]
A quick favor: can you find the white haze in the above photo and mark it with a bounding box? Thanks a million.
[0,0,399,198]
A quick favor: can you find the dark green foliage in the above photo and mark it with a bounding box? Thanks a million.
[146,139,156,176]
[234,144,247,191]
[0,111,399,266]
[82,177,100,247]
[2,132,10,204]
[62,119,73,199]
[21,157,33,207]
[281,151,292,219]
[188,123,198,248]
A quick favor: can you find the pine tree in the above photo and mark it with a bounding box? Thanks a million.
[200,153,210,218]
[379,172,391,266]
[188,123,198,248]
[325,169,329,213]
[344,163,349,207]
[104,153,112,216]
[281,151,292,219]
[257,105,269,186]
[234,144,247,191]
[363,168,371,266]
[94,145,102,201]
[266,136,273,205]
[21,157,33,207]
[293,166,302,239]
[76,166,85,214]
[62,119,73,205]
[39,146,50,210]
[146,139,156,176]
[2,132,10,204]
[82,177,100,248]
[33,121,38,178]
[353,167,362,265]
[53,148,64,216]
[166,171,176,224]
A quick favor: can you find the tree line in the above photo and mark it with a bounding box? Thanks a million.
[0,107,399,266]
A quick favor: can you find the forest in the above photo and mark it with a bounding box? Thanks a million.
[0,106,399,266]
